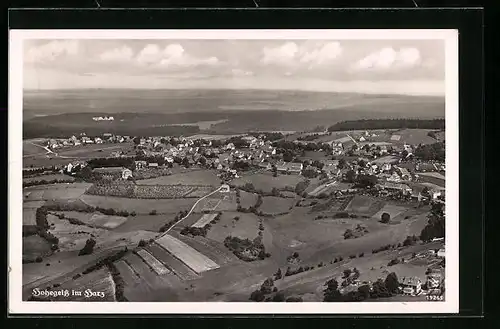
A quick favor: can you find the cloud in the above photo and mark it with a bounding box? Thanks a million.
[260,42,299,65]
[99,45,134,62]
[352,47,422,71]
[299,42,343,66]
[231,68,254,77]
[25,40,79,64]
[134,43,219,68]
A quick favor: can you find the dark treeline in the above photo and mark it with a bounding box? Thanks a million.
[327,119,445,132]
[23,122,200,139]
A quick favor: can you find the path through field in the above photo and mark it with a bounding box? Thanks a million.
[158,185,224,238]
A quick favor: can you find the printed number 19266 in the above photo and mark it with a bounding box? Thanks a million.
[426,295,444,301]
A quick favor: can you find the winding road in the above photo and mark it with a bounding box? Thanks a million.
[157,185,224,238]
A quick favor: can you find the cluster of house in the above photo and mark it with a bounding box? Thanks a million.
[47,133,130,149]
[339,271,444,297]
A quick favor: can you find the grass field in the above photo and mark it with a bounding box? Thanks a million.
[145,243,199,281]
[53,268,116,301]
[345,195,377,213]
[206,212,261,243]
[156,234,220,274]
[23,174,75,184]
[192,213,217,228]
[24,183,92,201]
[80,194,195,214]
[231,173,304,193]
[23,208,37,226]
[390,129,438,145]
[169,231,238,266]
[54,211,128,229]
[239,191,257,208]
[260,196,295,215]
[112,214,169,233]
[23,140,47,156]
[372,204,408,221]
[23,235,52,262]
[136,169,220,186]
[136,249,171,275]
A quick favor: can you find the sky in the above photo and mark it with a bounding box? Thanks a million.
[23,39,445,96]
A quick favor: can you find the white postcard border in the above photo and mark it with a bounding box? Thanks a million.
[8,29,459,314]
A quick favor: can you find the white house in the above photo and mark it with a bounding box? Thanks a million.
[220,184,230,193]
[399,277,422,296]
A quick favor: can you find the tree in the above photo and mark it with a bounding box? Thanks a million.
[199,156,207,166]
[249,290,265,302]
[356,174,378,188]
[149,209,157,216]
[344,229,354,240]
[260,278,275,294]
[371,279,391,298]
[138,239,147,247]
[345,170,356,183]
[338,158,346,169]
[357,284,371,300]
[272,291,286,302]
[133,137,141,145]
[78,238,96,256]
[352,268,360,280]
[292,252,299,259]
[358,159,367,167]
[323,278,342,302]
[272,165,278,177]
[385,272,400,294]
[380,212,391,223]
[274,268,282,280]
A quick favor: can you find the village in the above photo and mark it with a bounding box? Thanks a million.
[23,127,446,302]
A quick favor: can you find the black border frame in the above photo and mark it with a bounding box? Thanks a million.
[7,8,484,319]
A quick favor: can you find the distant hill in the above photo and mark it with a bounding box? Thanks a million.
[23,89,445,138]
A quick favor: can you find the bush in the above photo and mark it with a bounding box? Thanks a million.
[78,238,96,256]
[130,211,137,217]
[343,269,352,279]
[149,209,157,215]
[272,287,278,293]
[35,256,43,263]
[380,212,391,223]
[138,239,147,247]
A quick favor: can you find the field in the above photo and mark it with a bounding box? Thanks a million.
[372,204,408,221]
[259,196,295,215]
[192,213,217,228]
[239,190,258,208]
[231,173,304,193]
[23,235,52,262]
[112,214,168,233]
[169,231,239,266]
[23,173,75,184]
[389,129,438,145]
[24,183,92,201]
[53,211,128,229]
[308,181,351,197]
[51,268,116,301]
[345,195,379,213]
[206,212,261,243]
[145,243,199,281]
[87,182,208,199]
[155,234,220,274]
[23,140,47,156]
[136,249,171,275]
[23,208,37,226]
[194,193,237,213]
[136,169,220,186]
[80,194,195,214]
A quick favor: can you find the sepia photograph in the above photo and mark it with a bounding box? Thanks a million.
[9,29,458,314]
